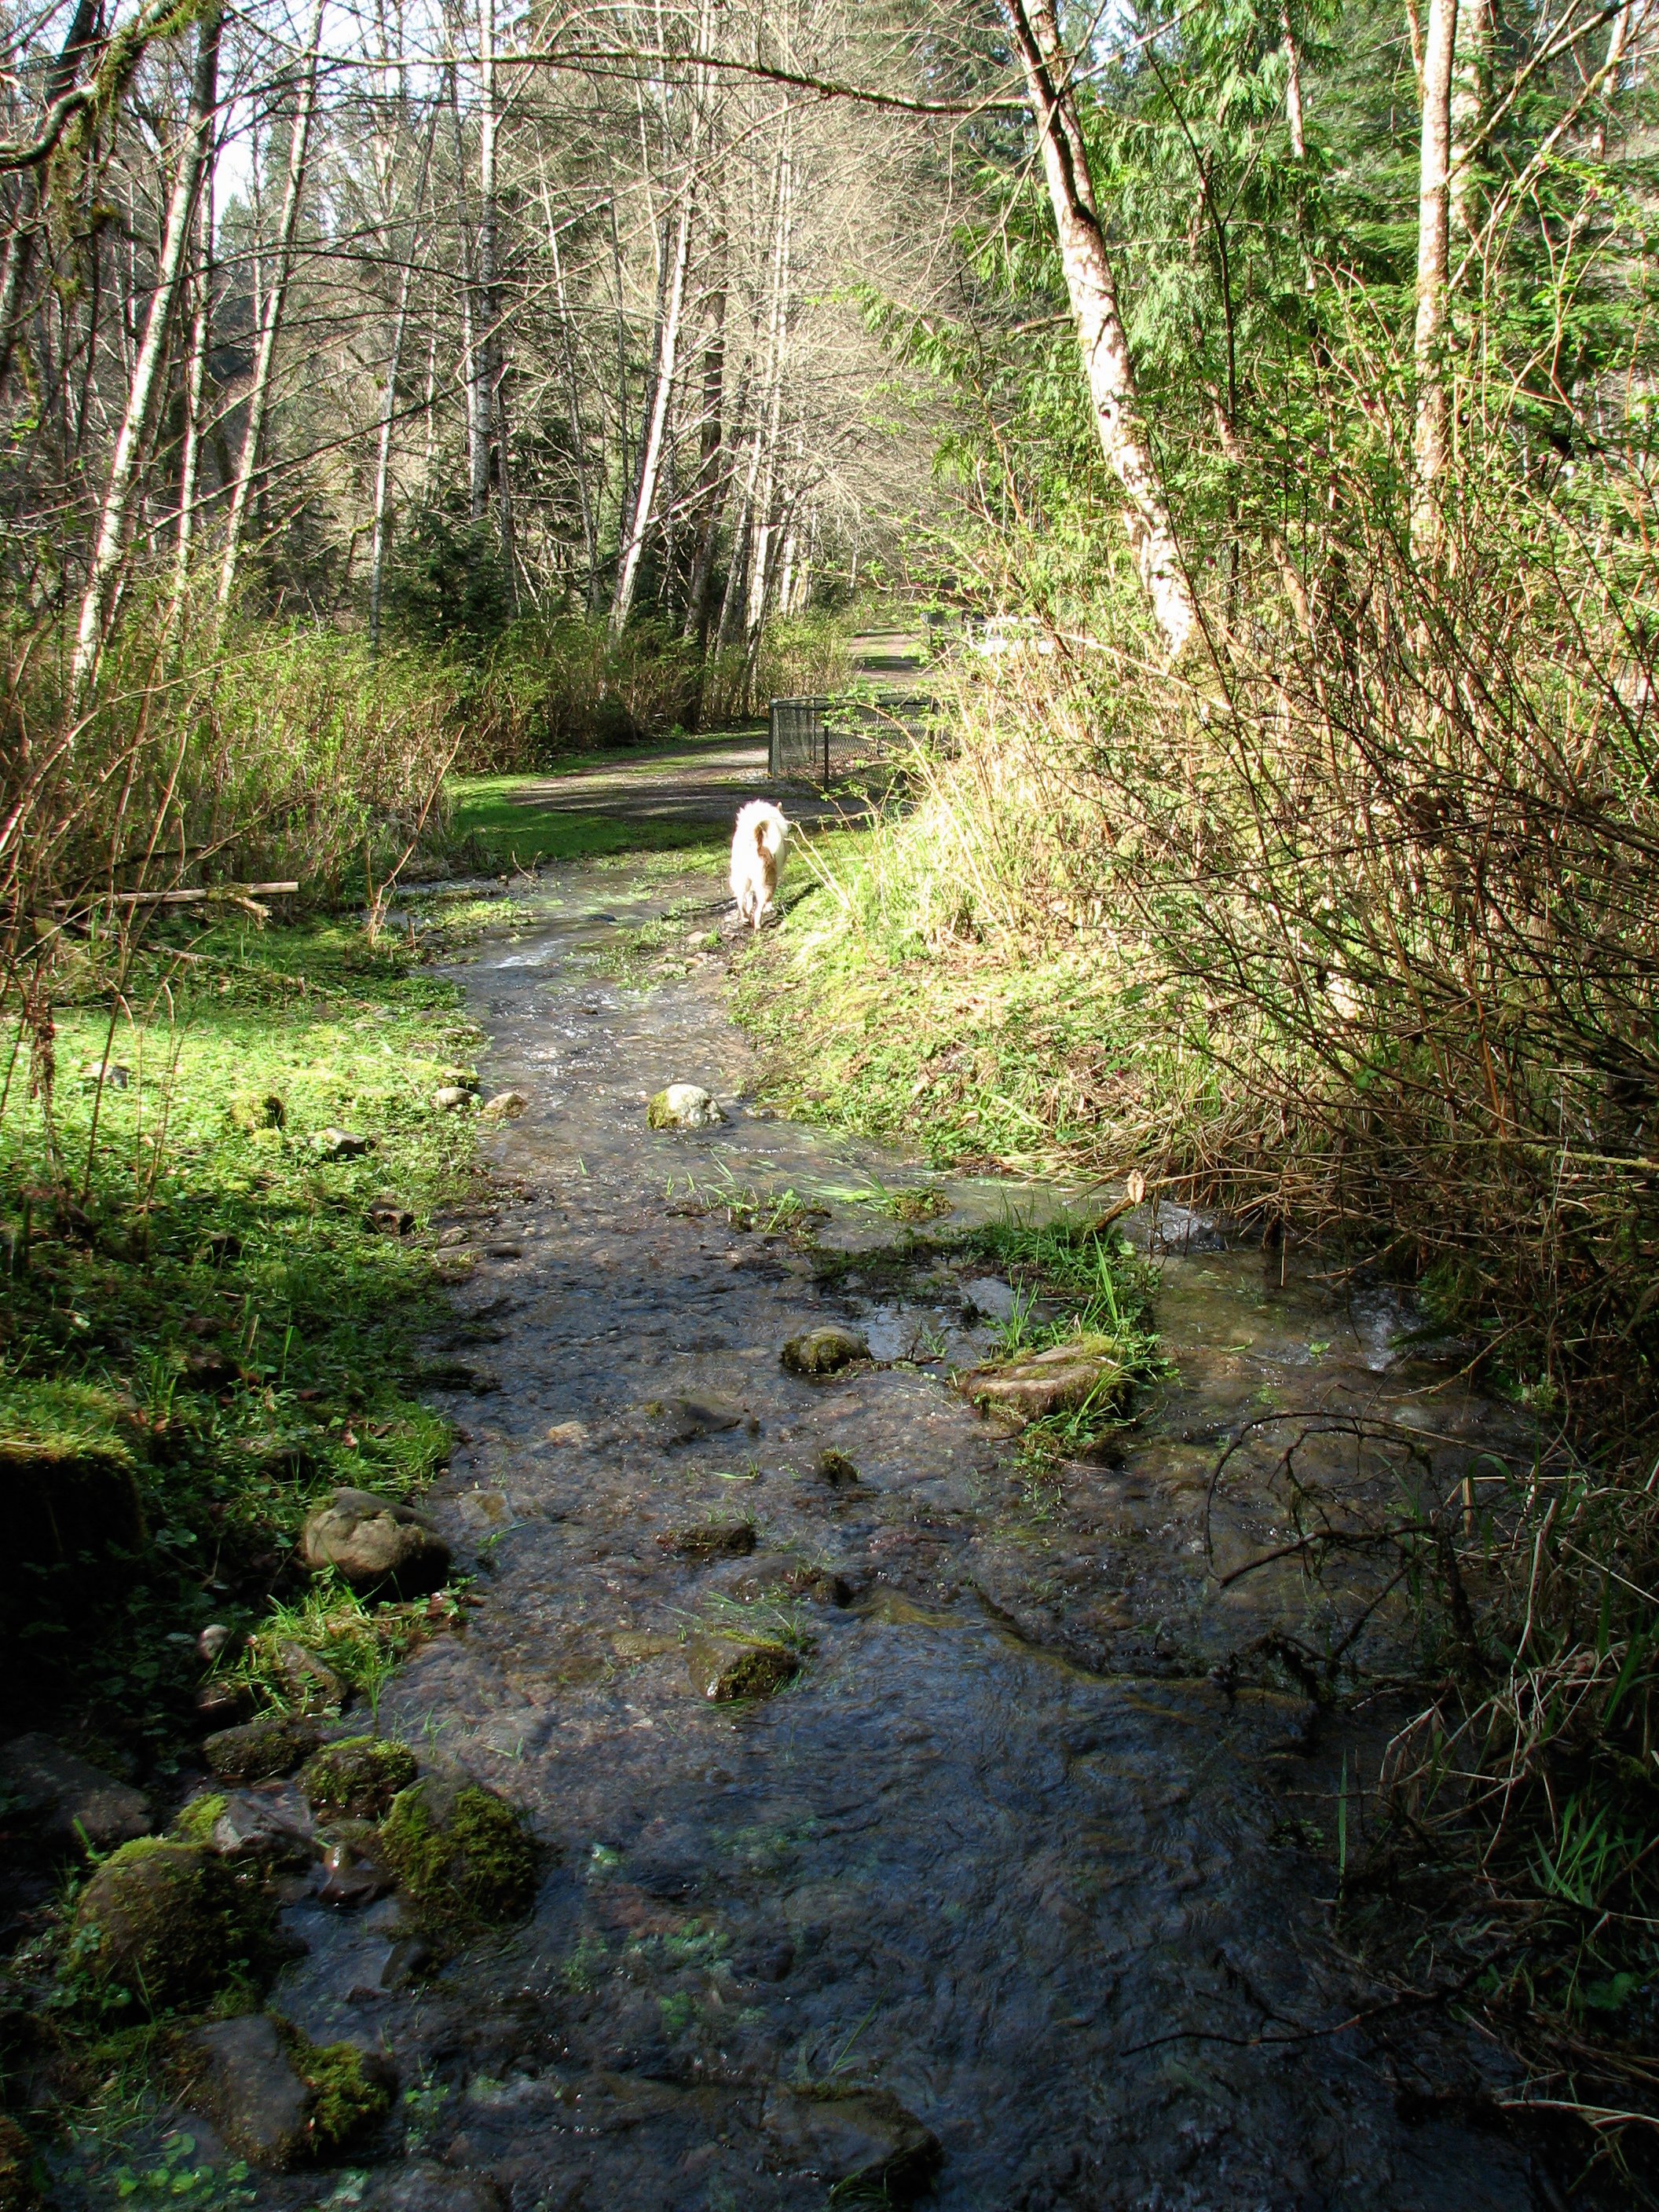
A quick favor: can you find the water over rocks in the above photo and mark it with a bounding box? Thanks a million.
[100,868,1546,2212]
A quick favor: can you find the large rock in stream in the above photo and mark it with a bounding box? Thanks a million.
[762,2084,940,2197]
[299,1486,451,1596]
[957,1339,1130,1421]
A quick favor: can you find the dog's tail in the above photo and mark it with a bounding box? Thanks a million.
[754,819,770,855]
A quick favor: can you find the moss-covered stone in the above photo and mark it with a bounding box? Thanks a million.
[685,1632,800,1702]
[169,1793,229,1844]
[298,1736,417,1822]
[278,2021,393,2153]
[202,1714,321,1785]
[72,1840,275,2010]
[229,1092,286,1132]
[0,2114,42,2212]
[378,1776,539,1929]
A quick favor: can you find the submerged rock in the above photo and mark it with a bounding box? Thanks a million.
[298,1487,450,1596]
[202,1713,321,1785]
[73,1840,274,2009]
[479,1090,528,1120]
[298,1735,417,1822]
[657,1521,756,1562]
[816,1448,861,1489]
[378,1773,540,1928]
[364,2165,505,2212]
[958,1339,1130,1422]
[0,1732,152,1852]
[646,1083,723,1130]
[193,2015,313,2169]
[685,1633,799,1703]
[782,1326,869,1376]
[193,2013,392,2170]
[631,1390,748,1444]
[762,2084,940,2198]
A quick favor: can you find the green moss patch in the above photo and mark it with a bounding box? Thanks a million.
[276,2021,392,2155]
[298,1735,417,1821]
[70,1840,276,2012]
[378,1776,540,1930]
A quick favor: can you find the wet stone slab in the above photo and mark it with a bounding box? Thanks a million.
[257,868,1539,2211]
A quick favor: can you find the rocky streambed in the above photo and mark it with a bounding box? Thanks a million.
[37,866,1560,2210]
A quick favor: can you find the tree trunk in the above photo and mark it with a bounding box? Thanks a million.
[473,0,514,604]
[1411,0,1459,568]
[0,0,100,397]
[448,64,488,522]
[173,144,215,601]
[216,0,325,611]
[1001,0,1197,659]
[682,248,728,644]
[542,190,599,613]
[612,191,694,632]
[1589,0,1635,159]
[70,5,220,705]
[369,102,439,654]
[1280,0,1308,157]
[1448,0,1490,251]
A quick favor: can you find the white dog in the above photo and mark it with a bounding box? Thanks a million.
[730,800,789,929]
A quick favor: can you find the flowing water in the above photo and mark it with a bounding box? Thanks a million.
[262,862,1550,2210]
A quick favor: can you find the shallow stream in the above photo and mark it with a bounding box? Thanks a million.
[268,867,1545,2210]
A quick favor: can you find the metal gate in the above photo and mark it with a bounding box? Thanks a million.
[767,694,935,782]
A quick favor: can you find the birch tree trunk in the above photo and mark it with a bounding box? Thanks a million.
[611,189,694,632]
[216,0,325,611]
[173,148,215,600]
[1280,0,1308,157]
[70,5,220,705]
[1448,0,1490,251]
[1002,0,1197,659]
[1411,0,1459,569]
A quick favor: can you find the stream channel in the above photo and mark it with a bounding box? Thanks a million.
[260,860,1547,2211]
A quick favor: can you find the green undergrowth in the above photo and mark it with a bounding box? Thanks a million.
[731,833,1198,1176]
[0,914,486,1763]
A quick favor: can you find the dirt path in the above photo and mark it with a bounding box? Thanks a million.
[249,847,1549,2210]
[501,632,932,833]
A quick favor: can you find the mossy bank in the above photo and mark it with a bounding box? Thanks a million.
[0,913,489,1761]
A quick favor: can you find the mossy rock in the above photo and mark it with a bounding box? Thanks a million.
[280,2021,394,2154]
[378,1776,539,1930]
[0,2114,42,2212]
[298,1737,417,1822]
[229,1092,286,1132]
[203,1714,321,1785]
[170,1793,229,1845]
[72,1840,275,2010]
